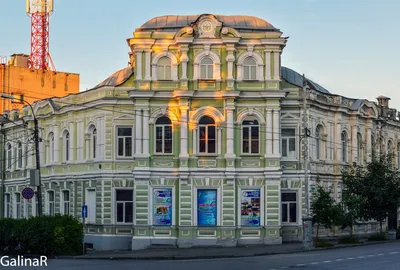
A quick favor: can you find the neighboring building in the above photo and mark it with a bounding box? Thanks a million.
[0,54,79,113]
[0,14,398,250]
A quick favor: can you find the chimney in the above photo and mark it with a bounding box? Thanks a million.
[376,95,390,107]
[11,109,20,121]
[8,54,29,68]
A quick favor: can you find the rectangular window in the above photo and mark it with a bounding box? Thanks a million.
[116,189,133,223]
[117,127,133,157]
[197,189,217,226]
[14,193,21,219]
[281,128,296,158]
[47,191,55,216]
[242,125,259,154]
[4,194,10,218]
[155,126,172,154]
[62,190,70,215]
[153,188,172,226]
[199,126,216,154]
[240,189,261,226]
[32,192,38,217]
[281,192,297,223]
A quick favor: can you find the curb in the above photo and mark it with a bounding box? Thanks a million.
[70,240,399,261]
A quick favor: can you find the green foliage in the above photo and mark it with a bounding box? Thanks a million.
[338,236,359,244]
[0,215,83,257]
[311,185,342,240]
[367,233,387,241]
[342,155,400,233]
[396,226,400,239]
[314,241,334,248]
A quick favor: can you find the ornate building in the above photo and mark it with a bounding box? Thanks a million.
[1,14,398,250]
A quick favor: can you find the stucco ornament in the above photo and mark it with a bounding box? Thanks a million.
[197,16,222,38]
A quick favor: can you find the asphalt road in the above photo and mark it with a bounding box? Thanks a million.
[4,241,400,270]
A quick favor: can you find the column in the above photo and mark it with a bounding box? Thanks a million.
[225,103,235,158]
[366,127,372,163]
[69,121,75,161]
[273,109,280,156]
[273,51,281,81]
[144,49,152,81]
[264,50,272,80]
[179,103,189,158]
[266,109,273,156]
[135,49,143,80]
[335,122,341,161]
[135,109,142,155]
[226,45,235,80]
[180,47,189,80]
[352,125,358,163]
[142,109,150,156]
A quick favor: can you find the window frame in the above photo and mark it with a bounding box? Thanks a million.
[116,126,133,159]
[281,128,297,160]
[199,57,214,80]
[154,117,173,155]
[62,190,70,215]
[243,57,257,81]
[14,193,21,219]
[92,128,97,159]
[237,186,264,227]
[341,131,348,163]
[16,141,23,169]
[241,117,260,155]
[149,186,176,226]
[114,188,134,224]
[64,131,70,162]
[280,190,298,224]
[197,116,217,155]
[6,143,12,170]
[156,56,172,81]
[194,187,221,227]
[4,193,11,218]
[47,190,55,216]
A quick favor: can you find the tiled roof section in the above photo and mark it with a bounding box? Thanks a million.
[138,14,277,31]
[94,67,133,88]
[281,66,330,94]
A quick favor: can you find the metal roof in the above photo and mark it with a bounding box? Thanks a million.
[281,66,330,94]
[94,67,133,88]
[138,14,278,31]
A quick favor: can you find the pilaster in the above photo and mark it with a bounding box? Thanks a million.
[265,109,273,156]
[273,50,281,81]
[264,50,272,80]
[224,98,236,169]
[135,48,143,80]
[225,44,236,90]
[272,109,280,157]
[144,49,152,81]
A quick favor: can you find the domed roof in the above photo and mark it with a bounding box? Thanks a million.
[138,14,278,31]
[94,67,133,88]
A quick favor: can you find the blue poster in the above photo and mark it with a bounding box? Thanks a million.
[197,189,217,226]
[241,189,261,226]
[153,188,172,226]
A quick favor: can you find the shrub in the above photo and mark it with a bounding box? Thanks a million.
[397,226,400,239]
[338,236,359,244]
[314,241,334,248]
[0,215,83,257]
[367,233,387,242]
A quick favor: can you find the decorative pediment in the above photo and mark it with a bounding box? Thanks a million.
[196,15,222,38]
[112,114,134,121]
[281,113,299,120]
[360,103,378,117]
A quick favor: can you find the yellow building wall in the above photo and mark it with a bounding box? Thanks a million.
[0,64,80,113]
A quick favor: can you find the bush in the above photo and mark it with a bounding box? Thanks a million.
[0,215,83,257]
[314,241,334,248]
[397,226,400,239]
[367,233,387,242]
[338,236,359,244]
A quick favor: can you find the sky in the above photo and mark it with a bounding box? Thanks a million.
[1,0,400,107]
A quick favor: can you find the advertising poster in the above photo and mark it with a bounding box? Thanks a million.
[153,188,172,226]
[197,189,217,226]
[241,189,261,226]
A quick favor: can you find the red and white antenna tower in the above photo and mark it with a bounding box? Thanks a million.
[26,0,56,71]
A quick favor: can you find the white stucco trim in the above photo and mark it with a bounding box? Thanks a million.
[189,106,225,125]
[148,185,176,226]
[236,51,264,81]
[236,108,266,124]
[237,186,265,228]
[193,186,221,227]
[151,51,179,81]
[193,50,221,81]
[149,108,179,124]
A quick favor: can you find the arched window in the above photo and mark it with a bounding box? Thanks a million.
[157,57,171,80]
[64,131,70,161]
[47,132,55,163]
[155,116,172,154]
[243,57,257,80]
[341,131,347,162]
[315,126,322,160]
[17,141,22,169]
[92,128,97,159]
[6,143,12,170]
[198,116,216,154]
[200,57,214,80]
[242,117,259,154]
[357,133,362,164]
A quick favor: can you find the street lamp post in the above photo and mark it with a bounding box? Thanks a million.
[1,94,42,216]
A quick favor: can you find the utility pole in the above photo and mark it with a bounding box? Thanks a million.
[302,74,313,249]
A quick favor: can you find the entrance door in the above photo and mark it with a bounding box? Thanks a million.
[85,189,96,224]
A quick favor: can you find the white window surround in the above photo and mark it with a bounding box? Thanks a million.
[47,132,55,164]
[280,189,300,225]
[61,130,70,162]
[148,186,176,227]
[6,143,12,171]
[16,141,23,169]
[46,190,55,216]
[193,50,221,81]
[62,190,70,215]
[237,186,264,227]
[236,51,264,81]
[4,193,11,218]
[14,193,21,219]
[151,51,178,81]
[113,188,134,225]
[241,117,260,155]
[154,117,173,155]
[281,126,298,160]
[149,109,179,155]
[115,126,134,159]
[193,186,221,227]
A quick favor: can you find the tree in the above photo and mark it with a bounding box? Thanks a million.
[311,185,341,240]
[342,155,400,233]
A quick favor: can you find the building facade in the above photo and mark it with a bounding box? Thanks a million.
[0,14,398,250]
